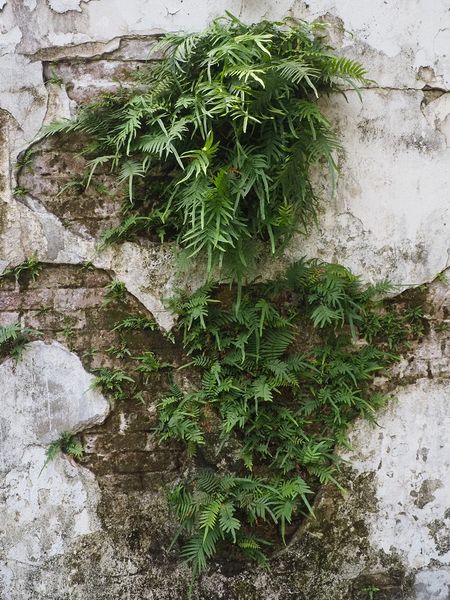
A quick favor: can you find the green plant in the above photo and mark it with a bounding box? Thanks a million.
[45,67,64,86]
[81,260,95,271]
[362,298,426,350]
[56,175,88,197]
[40,431,84,475]
[0,323,42,361]
[103,280,127,304]
[92,367,135,401]
[364,585,380,599]
[0,256,42,284]
[43,11,416,583]
[60,316,76,347]
[434,321,449,333]
[45,14,368,286]
[16,149,36,171]
[35,305,52,316]
[169,471,311,575]
[13,186,30,198]
[435,271,448,284]
[106,339,132,358]
[160,260,400,571]
[135,351,172,381]
[111,315,157,331]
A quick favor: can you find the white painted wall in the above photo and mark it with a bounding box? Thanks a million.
[0,1,449,597]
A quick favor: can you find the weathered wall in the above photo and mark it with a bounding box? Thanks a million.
[0,1,449,598]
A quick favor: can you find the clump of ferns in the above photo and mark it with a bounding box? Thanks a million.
[0,256,42,286]
[40,431,84,475]
[44,13,369,291]
[91,367,136,402]
[0,323,42,361]
[41,10,409,580]
[158,259,403,574]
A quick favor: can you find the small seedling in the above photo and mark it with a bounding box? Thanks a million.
[135,351,171,382]
[13,186,30,198]
[103,280,127,305]
[436,271,449,284]
[0,256,42,284]
[45,67,64,86]
[16,149,36,171]
[57,175,88,197]
[0,323,42,361]
[364,585,380,600]
[40,431,84,475]
[81,261,95,272]
[106,340,132,359]
[92,367,135,401]
[111,315,157,331]
[60,316,76,348]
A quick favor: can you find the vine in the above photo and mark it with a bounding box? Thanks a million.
[41,13,419,578]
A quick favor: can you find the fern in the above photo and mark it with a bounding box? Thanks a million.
[40,431,84,475]
[46,14,368,284]
[0,256,42,284]
[0,323,42,361]
[41,12,412,580]
[159,259,410,572]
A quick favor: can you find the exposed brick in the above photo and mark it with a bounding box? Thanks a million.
[97,473,145,492]
[0,262,182,502]
[0,291,22,311]
[107,450,177,474]
[53,288,106,310]
[21,288,55,309]
[24,309,87,331]
[0,311,20,325]
[84,432,149,454]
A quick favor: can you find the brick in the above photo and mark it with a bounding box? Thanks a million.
[21,288,54,309]
[24,309,87,331]
[108,450,177,474]
[0,311,20,325]
[0,291,22,311]
[84,432,149,454]
[53,288,105,310]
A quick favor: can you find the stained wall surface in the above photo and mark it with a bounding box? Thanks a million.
[0,1,449,599]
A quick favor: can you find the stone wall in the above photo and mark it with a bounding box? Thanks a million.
[0,1,449,599]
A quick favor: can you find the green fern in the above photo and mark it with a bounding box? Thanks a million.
[45,14,368,284]
[0,256,42,284]
[0,323,42,361]
[40,431,84,475]
[159,259,410,572]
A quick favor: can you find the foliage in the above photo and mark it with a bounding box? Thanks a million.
[161,259,402,572]
[40,431,84,475]
[16,149,36,171]
[135,351,172,381]
[42,11,415,582]
[13,186,30,198]
[364,585,380,600]
[106,339,132,358]
[169,471,312,575]
[45,13,368,284]
[0,256,42,284]
[112,315,158,331]
[45,68,64,87]
[103,280,127,304]
[362,302,426,349]
[0,323,42,361]
[92,367,135,401]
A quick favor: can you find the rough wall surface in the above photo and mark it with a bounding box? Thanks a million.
[0,1,449,599]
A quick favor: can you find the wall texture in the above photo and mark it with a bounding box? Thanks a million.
[0,1,449,598]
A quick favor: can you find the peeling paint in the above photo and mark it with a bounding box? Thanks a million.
[0,1,449,597]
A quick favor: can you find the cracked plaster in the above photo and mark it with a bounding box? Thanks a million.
[0,1,449,597]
